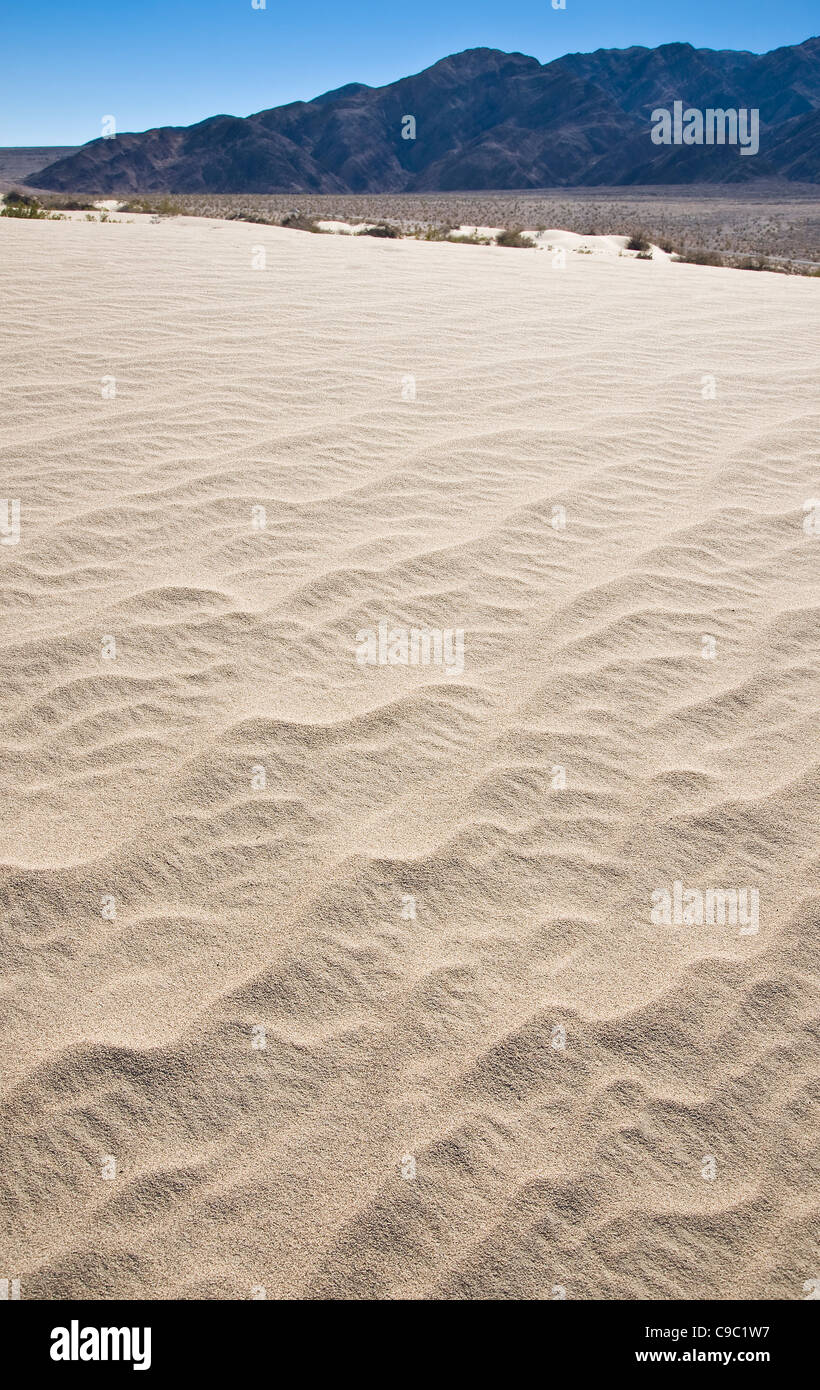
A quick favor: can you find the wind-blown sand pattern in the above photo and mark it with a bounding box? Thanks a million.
[1,214,819,1300]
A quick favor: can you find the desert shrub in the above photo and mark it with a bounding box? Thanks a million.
[357,223,400,238]
[635,250,653,260]
[2,190,47,218]
[677,249,724,267]
[1,204,47,218]
[626,231,651,252]
[495,229,535,248]
[1,200,46,221]
[280,212,321,232]
[228,211,276,224]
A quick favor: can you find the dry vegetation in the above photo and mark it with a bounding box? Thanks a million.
[159,188,820,272]
[8,184,819,272]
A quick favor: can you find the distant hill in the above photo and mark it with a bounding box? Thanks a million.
[28,38,820,193]
[0,147,80,186]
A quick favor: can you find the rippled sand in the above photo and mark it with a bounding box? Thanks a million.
[1,214,818,1300]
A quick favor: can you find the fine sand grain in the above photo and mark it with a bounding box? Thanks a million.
[1,214,819,1299]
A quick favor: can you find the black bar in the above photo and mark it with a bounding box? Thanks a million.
[2,1298,813,1378]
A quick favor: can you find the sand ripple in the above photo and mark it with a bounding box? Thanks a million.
[1,216,819,1299]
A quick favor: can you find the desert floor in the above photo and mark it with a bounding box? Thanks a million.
[1,214,819,1299]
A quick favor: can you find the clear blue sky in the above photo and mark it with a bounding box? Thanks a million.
[2,0,817,144]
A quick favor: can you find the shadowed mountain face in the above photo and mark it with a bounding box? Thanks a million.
[30,38,820,193]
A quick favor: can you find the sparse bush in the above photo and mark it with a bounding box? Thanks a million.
[495,229,535,248]
[228,211,275,225]
[1,194,46,219]
[677,249,725,267]
[626,231,651,252]
[448,232,491,245]
[280,212,321,232]
[357,223,400,238]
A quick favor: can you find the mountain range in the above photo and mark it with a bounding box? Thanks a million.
[30,37,820,193]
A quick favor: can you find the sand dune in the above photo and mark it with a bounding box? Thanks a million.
[1,213,819,1300]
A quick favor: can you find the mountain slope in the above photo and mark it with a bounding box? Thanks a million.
[29,38,820,193]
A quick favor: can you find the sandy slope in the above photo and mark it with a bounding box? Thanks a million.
[1,214,818,1301]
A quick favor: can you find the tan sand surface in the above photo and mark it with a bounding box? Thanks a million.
[1,214,819,1299]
